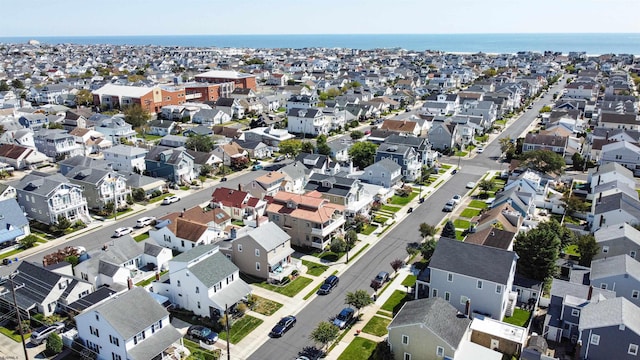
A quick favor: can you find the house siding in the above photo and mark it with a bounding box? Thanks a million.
[388,324,455,360]
[581,325,640,360]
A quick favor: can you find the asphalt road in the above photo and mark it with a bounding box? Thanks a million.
[248,77,570,360]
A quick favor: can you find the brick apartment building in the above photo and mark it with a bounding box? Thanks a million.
[194,70,257,91]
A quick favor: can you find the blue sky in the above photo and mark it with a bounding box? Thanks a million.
[4,0,639,37]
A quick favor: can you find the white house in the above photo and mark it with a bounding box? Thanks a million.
[103,145,149,174]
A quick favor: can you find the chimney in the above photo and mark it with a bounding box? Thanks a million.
[127,277,133,290]
[587,285,593,301]
[155,272,160,281]
[465,299,472,319]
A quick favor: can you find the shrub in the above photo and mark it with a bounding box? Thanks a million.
[46,332,63,355]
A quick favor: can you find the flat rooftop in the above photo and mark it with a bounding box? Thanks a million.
[470,315,527,344]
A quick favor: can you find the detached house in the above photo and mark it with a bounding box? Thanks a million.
[243,171,286,199]
[210,187,266,222]
[429,118,459,151]
[590,255,640,306]
[150,207,228,252]
[152,244,252,318]
[359,158,402,188]
[144,146,195,184]
[415,238,519,321]
[65,166,131,211]
[103,145,148,174]
[147,119,178,136]
[16,172,91,225]
[589,192,640,232]
[304,173,369,217]
[75,287,183,360]
[375,143,421,181]
[33,129,84,160]
[593,223,640,261]
[0,143,47,170]
[287,107,329,136]
[211,142,249,168]
[0,199,30,245]
[600,141,640,177]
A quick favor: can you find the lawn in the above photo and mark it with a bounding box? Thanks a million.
[503,308,532,327]
[0,326,30,342]
[455,230,465,240]
[454,151,468,157]
[337,337,377,360]
[459,208,481,218]
[468,200,489,209]
[389,192,418,205]
[135,270,168,287]
[251,295,283,316]
[380,290,411,314]
[317,251,345,263]
[106,207,134,219]
[362,316,391,336]
[361,224,378,235]
[373,215,389,224]
[563,244,580,257]
[218,315,263,344]
[441,164,452,169]
[254,276,313,297]
[380,205,401,213]
[453,219,471,230]
[183,339,221,360]
[149,193,175,203]
[401,274,416,288]
[302,260,329,276]
[134,232,149,242]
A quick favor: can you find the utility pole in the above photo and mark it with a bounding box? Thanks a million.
[5,273,29,360]
[225,304,230,360]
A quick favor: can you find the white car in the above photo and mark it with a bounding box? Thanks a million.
[162,195,180,205]
[476,147,484,153]
[113,227,133,238]
[136,216,156,228]
[451,194,462,204]
[30,322,65,345]
[466,182,476,189]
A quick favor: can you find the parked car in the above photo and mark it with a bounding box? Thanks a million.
[270,315,297,337]
[252,164,263,171]
[333,308,355,329]
[73,246,87,254]
[476,147,484,153]
[112,227,133,238]
[451,194,462,204]
[371,271,390,288]
[187,325,218,344]
[30,322,65,345]
[442,200,456,212]
[220,177,228,182]
[317,275,339,295]
[407,207,414,213]
[136,216,156,228]
[275,155,286,162]
[466,182,476,189]
[162,195,180,205]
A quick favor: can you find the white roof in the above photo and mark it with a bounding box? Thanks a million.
[92,83,154,98]
[197,70,253,79]
[455,339,503,360]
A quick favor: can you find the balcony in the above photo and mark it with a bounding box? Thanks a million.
[311,237,330,250]
[310,217,345,237]
[268,258,302,282]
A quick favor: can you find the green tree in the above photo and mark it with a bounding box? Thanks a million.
[561,193,590,216]
[572,152,584,170]
[345,289,373,316]
[0,80,9,91]
[344,229,358,260]
[46,332,63,355]
[123,104,151,128]
[75,89,93,106]
[330,238,347,253]
[278,139,303,157]
[478,179,494,196]
[350,130,364,140]
[348,141,378,169]
[48,122,64,129]
[390,259,404,272]
[64,255,79,266]
[441,220,456,239]
[50,215,72,235]
[132,188,146,202]
[11,79,24,89]
[185,134,215,152]
[574,234,599,266]
[316,134,332,156]
[309,321,340,351]
[420,239,437,261]
[199,164,215,177]
[520,149,566,174]
[539,105,552,113]
[514,222,562,281]
[301,141,315,154]
[418,223,437,239]
[371,341,394,360]
[499,137,515,154]
[18,234,39,249]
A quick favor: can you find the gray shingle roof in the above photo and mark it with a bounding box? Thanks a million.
[388,297,471,348]
[239,222,290,252]
[0,199,29,229]
[429,237,517,284]
[103,144,148,157]
[93,287,171,339]
[172,245,238,288]
[364,158,401,173]
[590,254,640,281]
[16,172,74,197]
[579,297,640,334]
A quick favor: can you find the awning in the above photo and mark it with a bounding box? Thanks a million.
[0,228,24,244]
[209,280,252,309]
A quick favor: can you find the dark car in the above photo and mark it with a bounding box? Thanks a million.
[333,307,355,329]
[317,275,339,295]
[220,177,228,182]
[371,271,390,288]
[270,315,296,337]
[407,207,413,213]
[187,325,218,344]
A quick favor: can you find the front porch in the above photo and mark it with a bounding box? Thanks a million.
[268,258,302,282]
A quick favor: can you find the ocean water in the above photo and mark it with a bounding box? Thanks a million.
[0,33,639,55]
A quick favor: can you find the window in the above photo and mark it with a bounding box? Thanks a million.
[402,334,409,345]
[477,280,483,289]
[631,251,637,258]
[436,346,444,357]
[600,283,607,290]
[256,262,261,271]
[403,353,411,360]
[445,292,450,301]
[112,353,122,360]
[603,246,609,253]
[633,290,640,299]
[447,273,453,282]
[496,285,502,294]
[237,244,243,252]
[197,301,201,309]
[195,286,199,294]
[109,335,119,346]
[571,309,580,317]
[432,289,438,297]
[177,280,181,287]
[629,344,639,355]
[590,333,600,345]
[255,249,260,257]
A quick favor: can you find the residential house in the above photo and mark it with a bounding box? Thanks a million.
[241,126,296,150]
[69,128,112,155]
[186,149,221,177]
[221,222,300,282]
[122,173,166,199]
[16,172,91,225]
[589,192,640,232]
[103,145,148,174]
[147,119,178,136]
[469,316,527,358]
[287,107,329,136]
[144,146,196,184]
[234,139,271,159]
[578,297,640,360]
[384,134,436,166]
[65,166,131,211]
[192,108,231,125]
[415,238,519,321]
[33,129,84,160]
[151,244,252,317]
[599,141,640,177]
[0,261,93,316]
[74,287,183,360]
[0,183,17,201]
[522,133,568,158]
[590,255,640,306]
[304,173,369,217]
[159,134,188,148]
[215,97,245,119]
[593,223,640,261]
[0,199,31,246]
[379,119,421,136]
[359,158,403,188]
[211,142,249,168]
[491,185,537,218]
[265,191,345,249]
[0,143,47,169]
[428,118,459,151]
[586,162,637,201]
[18,113,51,129]
[210,187,266,222]
[243,171,286,199]
[93,115,138,144]
[277,161,308,194]
[294,153,340,176]
[466,204,523,250]
[597,113,640,131]
[375,143,421,181]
